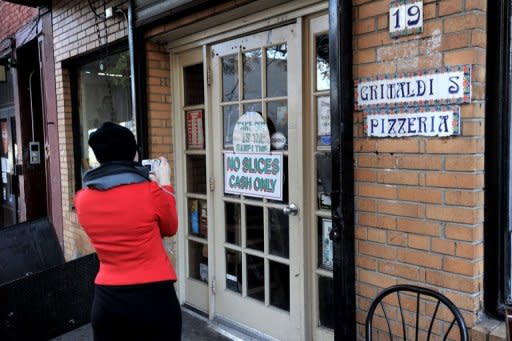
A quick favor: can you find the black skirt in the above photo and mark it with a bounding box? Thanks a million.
[91,280,182,341]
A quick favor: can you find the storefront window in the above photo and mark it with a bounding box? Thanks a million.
[0,68,17,227]
[74,50,134,184]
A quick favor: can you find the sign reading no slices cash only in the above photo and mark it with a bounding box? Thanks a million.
[226,112,283,200]
[224,153,283,200]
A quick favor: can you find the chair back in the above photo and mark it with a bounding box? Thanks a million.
[365,284,468,341]
[506,306,512,341]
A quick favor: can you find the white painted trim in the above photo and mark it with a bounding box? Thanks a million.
[203,44,217,321]
[171,48,211,313]
[165,1,328,53]
[170,52,187,304]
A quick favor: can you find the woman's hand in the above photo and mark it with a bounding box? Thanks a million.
[150,157,171,186]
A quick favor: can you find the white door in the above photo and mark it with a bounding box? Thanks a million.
[210,24,305,341]
[173,48,211,314]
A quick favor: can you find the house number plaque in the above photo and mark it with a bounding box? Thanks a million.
[389,0,423,38]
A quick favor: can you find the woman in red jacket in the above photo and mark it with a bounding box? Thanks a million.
[74,122,181,341]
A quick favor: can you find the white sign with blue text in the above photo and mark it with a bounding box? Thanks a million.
[389,0,423,38]
[365,108,460,138]
[224,153,283,200]
[356,65,471,110]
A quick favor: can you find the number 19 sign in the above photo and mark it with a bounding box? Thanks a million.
[390,0,423,38]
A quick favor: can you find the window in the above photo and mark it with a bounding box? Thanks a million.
[71,49,136,189]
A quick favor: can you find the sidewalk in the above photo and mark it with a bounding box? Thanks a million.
[51,308,241,341]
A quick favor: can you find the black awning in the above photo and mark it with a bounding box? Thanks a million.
[2,0,48,7]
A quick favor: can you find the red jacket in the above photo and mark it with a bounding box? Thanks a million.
[75,181,178,285]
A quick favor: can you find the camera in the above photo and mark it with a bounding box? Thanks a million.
[141,159,161,173]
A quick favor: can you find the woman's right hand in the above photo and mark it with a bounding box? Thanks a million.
[151,157,171,186]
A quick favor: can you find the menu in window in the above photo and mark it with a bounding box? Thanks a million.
[317,96,331,146]
[186,110,204,149]
[321,218,333,270]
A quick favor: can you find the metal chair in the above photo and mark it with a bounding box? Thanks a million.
[365,284,469,341]
[505,306,512,341]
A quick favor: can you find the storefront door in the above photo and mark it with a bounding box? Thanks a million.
[172,7,336,340]
[210,24,304,340]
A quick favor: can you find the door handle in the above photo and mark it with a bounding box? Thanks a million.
[282,203,299,216]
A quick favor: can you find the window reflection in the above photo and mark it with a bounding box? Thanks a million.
[318,276,334,328]
[267,101,288,151]
[223,105,239,149]
[247,254,265,302]
[244,102,262,115]
[77,51,134,177]
[246,205,264,251]
[316,34,330,91]
[266,45,287,97]
[222,55,239,102]
[225,202,241,245]
[243,49,262,100]
[184,63,204,106]
[269,208,289,258]
[226,250,242,293]
[270,261,289,311]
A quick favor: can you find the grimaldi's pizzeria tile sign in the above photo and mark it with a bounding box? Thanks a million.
[356,65,471,138]
[224,112,283,200]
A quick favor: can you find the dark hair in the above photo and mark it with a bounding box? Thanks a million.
[88,122,137,163]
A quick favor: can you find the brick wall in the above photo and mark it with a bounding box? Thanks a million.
[352,0,487,339]
[146,41,173,181]
[52,0,128,259]
[52,1,174,260]
[0,1,38,41]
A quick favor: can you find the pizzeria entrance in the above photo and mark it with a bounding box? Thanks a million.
[170,7,335,341]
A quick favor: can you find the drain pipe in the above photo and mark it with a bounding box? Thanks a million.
[329,0,355,340]
[28,71,36,142]
[128,0,137,130]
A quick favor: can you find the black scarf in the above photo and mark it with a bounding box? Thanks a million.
[82,161,150,190]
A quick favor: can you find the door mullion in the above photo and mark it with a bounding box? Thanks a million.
[264,207,270,306]
[241,202,247,297]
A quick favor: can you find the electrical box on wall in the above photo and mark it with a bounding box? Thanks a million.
[29,142,40,165]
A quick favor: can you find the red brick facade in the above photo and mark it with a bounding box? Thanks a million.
[352,0,488,338]
[0,1,38,41]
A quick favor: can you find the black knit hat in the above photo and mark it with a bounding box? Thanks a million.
[88,122,137,164]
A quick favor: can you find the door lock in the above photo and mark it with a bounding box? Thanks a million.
[282,203,299,216]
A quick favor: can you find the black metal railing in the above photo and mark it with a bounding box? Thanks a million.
[0,253,98,340]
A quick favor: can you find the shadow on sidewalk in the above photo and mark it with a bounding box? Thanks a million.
[51,308,237,341]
